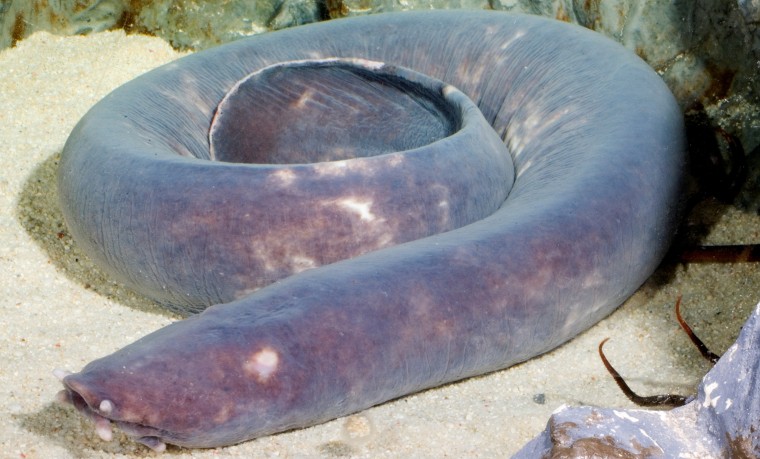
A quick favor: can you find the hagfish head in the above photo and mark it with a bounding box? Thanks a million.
[55,369,171,451]
[53,309,315,451]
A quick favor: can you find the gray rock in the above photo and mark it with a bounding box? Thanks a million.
[513,301,760,458]
[0,0,309,50]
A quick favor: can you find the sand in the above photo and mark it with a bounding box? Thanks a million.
[1,30,758,458]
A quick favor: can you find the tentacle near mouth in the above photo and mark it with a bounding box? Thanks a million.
[53,368,168,452]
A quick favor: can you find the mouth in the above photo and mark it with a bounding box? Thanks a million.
[53,368,169,452]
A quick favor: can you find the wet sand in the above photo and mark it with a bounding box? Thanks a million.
[1,30,758,458]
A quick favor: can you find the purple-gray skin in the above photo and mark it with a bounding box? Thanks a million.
[514,301,760,458]
[54,11,685,451]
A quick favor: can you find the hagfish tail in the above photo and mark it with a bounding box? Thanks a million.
[55,11,685,451]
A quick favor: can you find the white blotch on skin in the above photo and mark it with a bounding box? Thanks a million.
[523,111,541,132]
[499,29,525,50]
[214,404,233,424]
[244,347,280,383]
[580,269,606,290]
[438,200,450,211]
[290,255,317,273]
[294,88,316,109]
[515,158,532,179]
[313,160,350,177]
[385,153,404,167]
[340,197,375,221]
[269,169,297,186]
[509,129,526,159]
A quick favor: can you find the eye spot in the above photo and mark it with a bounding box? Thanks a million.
[244,347,280,383]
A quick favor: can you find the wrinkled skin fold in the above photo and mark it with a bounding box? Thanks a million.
[56,11,685,450]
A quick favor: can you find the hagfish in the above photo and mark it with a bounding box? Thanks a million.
[55,11,685,451]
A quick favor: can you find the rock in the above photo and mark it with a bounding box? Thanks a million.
[513,301,760,458]
[0,0,311,51]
